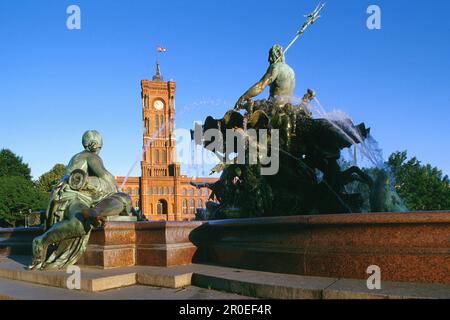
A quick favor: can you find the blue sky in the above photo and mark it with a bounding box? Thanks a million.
[0,0,449,179]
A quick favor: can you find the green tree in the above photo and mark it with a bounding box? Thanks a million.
[36,164,66,193]
[0,149,31,179]
[35,163,66,206]
[0,149,48,227]
[388,151,450,211]
[0,176,47,227]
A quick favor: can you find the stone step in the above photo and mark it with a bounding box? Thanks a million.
[191,264,337,299]
[0,278,251,300]
[323,278,450,299]
[0,277,103,300]
[1,256,449,299]
[190,264,450,299]
[0,256,194,292]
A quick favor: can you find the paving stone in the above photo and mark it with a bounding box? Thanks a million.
[323,278,450,299]
[0,256,196,292]
[1,256,449,299]
[0,278,251,300]
[191,264,338,299]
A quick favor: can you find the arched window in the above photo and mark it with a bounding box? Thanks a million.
[157,202,162,214]
[189,199,195,214]
[183,189,187,196]
[197,189,202,196]
[182,199,188,215]
[157,200,168,215]
[159,187,163,195]
[143,95,148,108]
[155,114,159,130]
[159,115,164,136]
[170,187,174,194]
[143,150,146,162]
[154,187,158,195]
[197,200,203,208]
[189,189,194,196]
[155,150,159,164]
[162,151,166,163]
[144,118,149,133]
[164,187,169,195]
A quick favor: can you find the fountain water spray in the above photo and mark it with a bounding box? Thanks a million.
[304,96,408,212]
[120,118,173,190]
[120,98,228,189]
[310,97,384,168]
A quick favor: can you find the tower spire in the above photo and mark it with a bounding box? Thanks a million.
[153,61,163,81]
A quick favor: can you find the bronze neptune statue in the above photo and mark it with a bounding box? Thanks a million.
[30,130,131,270]
[235,44,296,109]
[190,4,380,218]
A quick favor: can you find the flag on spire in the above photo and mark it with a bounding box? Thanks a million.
[156,46,167,53]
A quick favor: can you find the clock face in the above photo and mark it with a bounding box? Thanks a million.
[153,100,164,110]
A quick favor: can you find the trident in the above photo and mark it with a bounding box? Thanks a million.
[275,2,325,63]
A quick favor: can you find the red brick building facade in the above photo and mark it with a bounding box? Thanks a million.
[116,64,216,221]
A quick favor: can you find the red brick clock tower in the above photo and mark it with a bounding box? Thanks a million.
[116,62,217,221]
[140,63,180,220]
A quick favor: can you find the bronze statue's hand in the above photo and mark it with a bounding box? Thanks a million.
[235,96,247,110]
[306,89,316,100]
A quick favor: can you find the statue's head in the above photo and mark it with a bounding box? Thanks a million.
[269,44,285,64]
[82,130,103,154]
